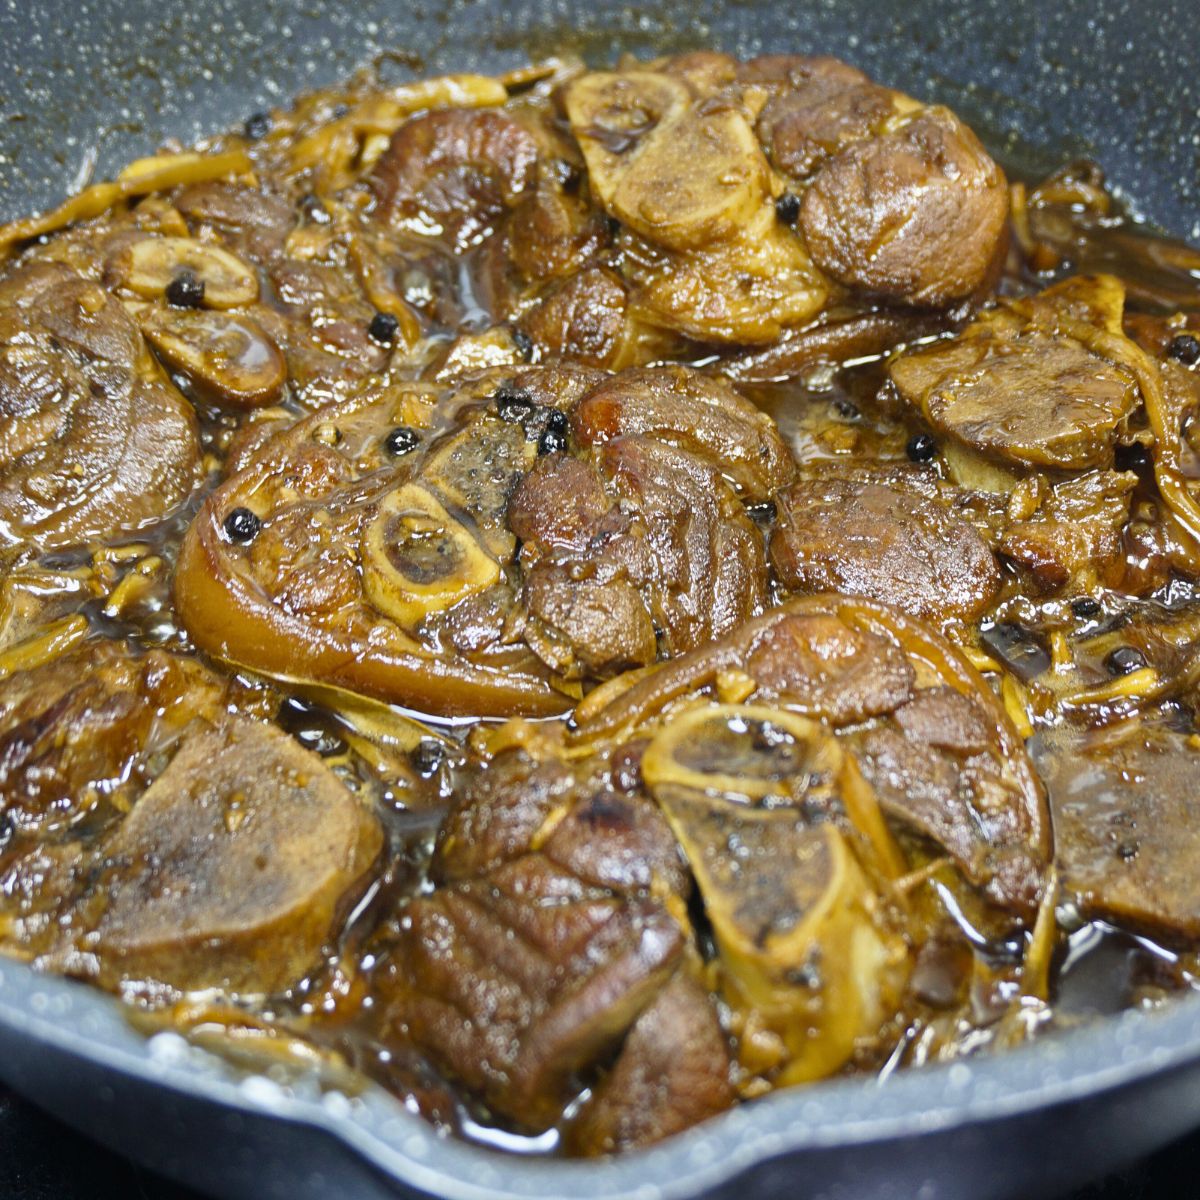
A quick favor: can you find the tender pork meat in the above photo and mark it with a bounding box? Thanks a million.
[0,641,382,995]
[81,717,382,993]
[176,364,785,717]
[375,748,689,1132]
[578,595,1050,916]
[566,973,734,1155]
[434,749,688,897]
[771,477,1001,624]
[749,56,896,180]
[852,687,1046,911]
[0,262,200,552]
[517,266,634,367]
[175,181,295,263]
[889,275,1141,470]
[743,611,916,724]
[570,365,795,501]
[558,54,1005,350]
[798,107,1008,305]
[999,468,1136,593]
[371,108,540,251]
[0,641,226,839]
[1033,724,1200,941]
[512,431,770,677]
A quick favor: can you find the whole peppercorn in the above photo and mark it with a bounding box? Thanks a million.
[384,426,421,457]
[243,111,272,140]
[495,382,535,424]
[368,311,400,345]
[412,739,447,776]
[166,270,205,308]
[511,327,534,361]
[906,433,937,463]
[1168,333,1200,365]
[537,426,568,456]
[223,507,261,543]
[775,191,802,225]
[1105,646,1148,676]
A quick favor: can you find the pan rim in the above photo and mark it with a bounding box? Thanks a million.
[1,951,1197,1199]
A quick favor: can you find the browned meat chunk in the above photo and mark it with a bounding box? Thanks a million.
[82,718,382,993]
[372,108,540,251]
[852,687,1047,911]
[0,641,224,838]
[517,267,632,367]
[578,596,1050,916]
[749,56,896,180]
[1034,724,1200,941]
[566,973,734,1154]
[376,749,688,1132]
[435,748,688,898]
[889,276,1141,470]
[176,364,784,717]
[175,181,295,263]
[570,365,795,500]
[0,263,200,552]
[999,469,1135,593]
[799,107,1008,305]
[771,477,1000,624]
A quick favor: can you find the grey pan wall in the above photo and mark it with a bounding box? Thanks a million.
[0,0,1197,239]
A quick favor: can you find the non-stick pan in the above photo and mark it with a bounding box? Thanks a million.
[1,2,1198,1197]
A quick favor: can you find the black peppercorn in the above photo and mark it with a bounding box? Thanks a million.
[243,111,272,140]
[1168,333,1200,365]
[495,382,535,424]
[1105,646,1148,676]
[1071,596,1102,619]
[537,427,568,455]
[775,191,802,225]
[166,270,205,308]
[907,433,937,463]
[1115,442,1152,472]
[368,311,400,345]
[223,506,261,543]
[384,426,421,457]
[412,738,446,776]
[511,326,534,361]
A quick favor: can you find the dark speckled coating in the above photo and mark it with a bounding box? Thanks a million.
[1,2,1200,1198]
[1,0,1198,239]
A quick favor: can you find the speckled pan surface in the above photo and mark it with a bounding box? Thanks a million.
[1,2,1200,1198]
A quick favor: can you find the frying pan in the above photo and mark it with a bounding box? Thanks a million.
[1,1,1198,1197]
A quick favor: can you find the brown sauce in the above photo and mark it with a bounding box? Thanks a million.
[1,51,1200,1158]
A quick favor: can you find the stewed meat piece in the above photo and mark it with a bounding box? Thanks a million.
[771,477,1001,624]
[83,717,382,994]
[579,595,1050,916]
[889,276,1141,471]
[1034,723,1200,941]
[175,364,789,717]
[0,641,382,995]
[372,747,693,1132]
[0,263,200,552]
